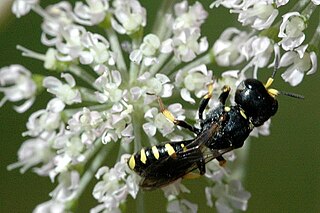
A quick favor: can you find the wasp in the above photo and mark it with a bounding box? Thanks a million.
[127,62,303,190]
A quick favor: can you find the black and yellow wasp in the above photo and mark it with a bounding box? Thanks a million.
[127,62,303,190]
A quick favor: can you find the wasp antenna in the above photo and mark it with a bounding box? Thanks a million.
[271,53,280,79]
[279,91,304,99]
[265,54,280,89]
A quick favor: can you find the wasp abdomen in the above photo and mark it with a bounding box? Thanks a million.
[128,141,188,176]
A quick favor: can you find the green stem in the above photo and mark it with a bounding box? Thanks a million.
[67,140,114,211]
[290,0,309,12]
[301,1,318,20]
[136,191,145,213]
[169,51,214,79]
[149,53,172,76]
[63,103,113,118]
[106,28,128,74]
[69,65,98,90]
[78,87,100,103]
[152,0,174,41]
[129,38,141,84]
[309,14,320,54]
[132,110,143,153]
[159,57,180,76]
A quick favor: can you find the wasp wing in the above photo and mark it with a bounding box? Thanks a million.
[139,123,232,189]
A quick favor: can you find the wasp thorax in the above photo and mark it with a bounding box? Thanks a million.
[235,79,278,127]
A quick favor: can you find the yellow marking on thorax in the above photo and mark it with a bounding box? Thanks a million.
[240,109,247,119]
[128,155,136,170]
[152,146,160,160]
[165,143,176,156]
[224,106,231,112]
[140,148,147,164]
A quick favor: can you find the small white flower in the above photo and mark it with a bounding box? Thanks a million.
[33,200,65,213]
[137,72,174,98]
[130,34,161,66]
[275,0,289,7]
[240,35,274,75]
[213,28,247,66]
[233,1,278,30]
[175,64,213,104]
[0,65,37,113]
[80,32,115,66]
[55,25,87,61]
[205,160,226,182]
[111,0,146,35]
[167,28,208,62]
[54,133,85,160]
[210,0,243,9]
[311,0,320,5]
[24,98,65,137]
[94,70,123,103]
[278,12,306,51]
[207,180,251,213]
[173,1,208,33]
[7,136,55,174]
[43,73,82,104]
[49,170,80,201]
[279,45,317,86]
[68,107,104,145]
[162,178,190,198]
[241,36,273,65]
[101,104,134,144]
[91,154,139,212]
[12,0,38,18]
[41,2,74,46]
[167,198,198,213]
[73,0,110,26]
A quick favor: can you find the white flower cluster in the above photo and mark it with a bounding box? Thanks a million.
[2,0,319,213]
[211,0,318,86]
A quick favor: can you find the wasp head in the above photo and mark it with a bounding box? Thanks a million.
[235,78,278,127]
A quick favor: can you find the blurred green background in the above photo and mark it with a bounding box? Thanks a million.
[1,1,319,212]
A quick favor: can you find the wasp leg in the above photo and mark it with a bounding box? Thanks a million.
[183,172,201,179]
[219,85,231,105]
[177,147,206,174]
[197,157,206,175]
[198,83,214,121]
[157,96,199,134]
[216,156,227,167]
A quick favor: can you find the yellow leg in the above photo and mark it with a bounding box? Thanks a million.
[157,96,198,134]
[183,172,202,179]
